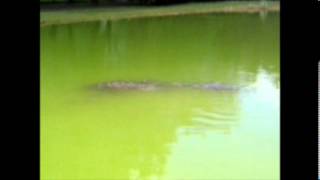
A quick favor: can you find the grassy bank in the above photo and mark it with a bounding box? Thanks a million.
[40,1,279,27]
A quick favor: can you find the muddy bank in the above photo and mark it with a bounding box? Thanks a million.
[41,1,279,27]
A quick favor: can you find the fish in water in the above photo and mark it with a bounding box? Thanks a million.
[89,81,245,92]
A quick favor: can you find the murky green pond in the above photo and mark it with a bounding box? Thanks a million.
[41,12,279,180]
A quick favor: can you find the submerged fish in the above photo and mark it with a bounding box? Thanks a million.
[90,81,245,92]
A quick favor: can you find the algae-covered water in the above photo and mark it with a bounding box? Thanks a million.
[40,13,279,180]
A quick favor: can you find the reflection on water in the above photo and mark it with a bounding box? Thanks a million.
[163,70,279,180]
[41,13,279,180]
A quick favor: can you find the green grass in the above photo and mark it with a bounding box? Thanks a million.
[40,1,279,27]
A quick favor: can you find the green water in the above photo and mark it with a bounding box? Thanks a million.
[41,13,279,180]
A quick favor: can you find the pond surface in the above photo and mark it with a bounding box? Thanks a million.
[41,13,279,180]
